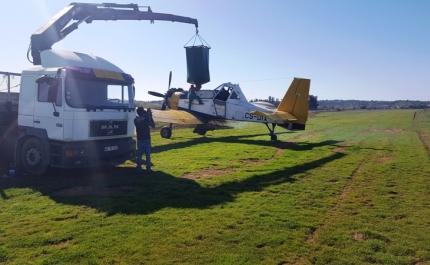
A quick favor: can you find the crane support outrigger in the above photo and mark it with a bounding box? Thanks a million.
[29,2,198,65]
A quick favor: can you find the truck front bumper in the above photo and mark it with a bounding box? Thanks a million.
[50,137,136,169]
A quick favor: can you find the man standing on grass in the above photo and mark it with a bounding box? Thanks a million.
[134,107,155,174]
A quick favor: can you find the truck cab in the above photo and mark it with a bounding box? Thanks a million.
[15,50,136,176]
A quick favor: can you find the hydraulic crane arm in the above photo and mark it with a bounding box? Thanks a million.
[30,2,199,65]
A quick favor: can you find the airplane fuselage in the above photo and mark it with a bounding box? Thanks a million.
[175,83,278,124]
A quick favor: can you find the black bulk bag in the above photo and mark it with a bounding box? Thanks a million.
[184,32,211,85]
[185,45,210,85]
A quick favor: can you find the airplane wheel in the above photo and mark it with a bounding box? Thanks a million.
[271,134,277,141]
[160,126,172,139]
[21,137,49,176]
[197,129,207,136]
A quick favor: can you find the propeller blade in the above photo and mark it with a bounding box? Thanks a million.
[148,91,165,98]
[168,71,172,90]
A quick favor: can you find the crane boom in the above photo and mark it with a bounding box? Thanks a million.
[30,2,198,65]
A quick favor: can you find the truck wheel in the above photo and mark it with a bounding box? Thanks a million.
[160,126,172,139]
[21,137,49,176]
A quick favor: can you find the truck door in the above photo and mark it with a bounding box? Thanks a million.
[33,77,63,140]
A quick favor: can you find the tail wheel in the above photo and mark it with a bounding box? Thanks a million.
[270,134,277,141]
[160,126,172,139]
[21,137,49,176]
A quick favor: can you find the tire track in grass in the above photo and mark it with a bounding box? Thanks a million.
[306,162,365,243]
[416,129,430,153]
[292,128,335,141]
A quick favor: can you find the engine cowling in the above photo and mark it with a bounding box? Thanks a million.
[168,92,182,110]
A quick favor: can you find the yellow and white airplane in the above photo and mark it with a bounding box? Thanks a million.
[148,76,311,141]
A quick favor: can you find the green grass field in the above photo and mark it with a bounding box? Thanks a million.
[1,109,430,264]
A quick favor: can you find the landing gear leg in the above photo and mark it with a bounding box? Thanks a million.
[264,123,278,141]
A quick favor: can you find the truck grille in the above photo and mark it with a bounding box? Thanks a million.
[89,120,127,137]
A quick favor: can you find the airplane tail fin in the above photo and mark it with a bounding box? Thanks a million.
[277,78,311,128]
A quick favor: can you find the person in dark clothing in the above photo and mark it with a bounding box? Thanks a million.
[134,107,155,174]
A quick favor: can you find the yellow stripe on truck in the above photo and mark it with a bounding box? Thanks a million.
[93,68,124,81]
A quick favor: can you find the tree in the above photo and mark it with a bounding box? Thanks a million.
[309,95,319,110]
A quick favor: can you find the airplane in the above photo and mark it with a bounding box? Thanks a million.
[147,73,311,141]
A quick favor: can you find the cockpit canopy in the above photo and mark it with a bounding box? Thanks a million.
[213,83,246,101]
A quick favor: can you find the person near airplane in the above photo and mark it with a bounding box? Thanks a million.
[188,84,204,109]
[134,107,155,174]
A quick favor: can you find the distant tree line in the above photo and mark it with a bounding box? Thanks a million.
[250,95,319,110]
[308,95,318,110]
[139,95,429,112]
[249,96,280,107]
[249,96,430,111]
[318,99,430,111]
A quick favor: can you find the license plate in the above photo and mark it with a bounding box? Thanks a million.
[104,146,118,152]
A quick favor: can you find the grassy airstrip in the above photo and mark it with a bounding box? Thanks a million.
[1,109,430,264]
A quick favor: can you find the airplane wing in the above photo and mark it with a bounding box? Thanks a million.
[250,110,298,122]
[151,109,204,124]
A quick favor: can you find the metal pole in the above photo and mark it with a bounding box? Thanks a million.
[7,72,10,101]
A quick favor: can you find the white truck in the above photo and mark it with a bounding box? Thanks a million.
[0,3,198,176]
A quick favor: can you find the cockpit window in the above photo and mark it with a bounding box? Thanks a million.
[230,91,240,100]
[215,86,231,101]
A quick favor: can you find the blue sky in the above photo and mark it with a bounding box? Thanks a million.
[1,0,428,101]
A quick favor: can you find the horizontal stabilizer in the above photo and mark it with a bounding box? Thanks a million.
[250,110,297,122]
[151,109,204,125]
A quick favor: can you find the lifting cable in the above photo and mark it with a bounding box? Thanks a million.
[184,29,211,48]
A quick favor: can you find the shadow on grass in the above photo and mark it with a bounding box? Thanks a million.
[0,152,345,215]
[152,133,341,154]
[0,189,6,199]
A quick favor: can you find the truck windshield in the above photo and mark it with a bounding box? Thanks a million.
[65,76,134,110]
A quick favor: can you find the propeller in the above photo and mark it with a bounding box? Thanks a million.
[162,71,172,110]
[148,71,182,110]
[148,91,165,98]
[168,71,172,91]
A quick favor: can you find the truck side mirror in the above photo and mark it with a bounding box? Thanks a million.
[47,86,58,103]
[47,86,60,117]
